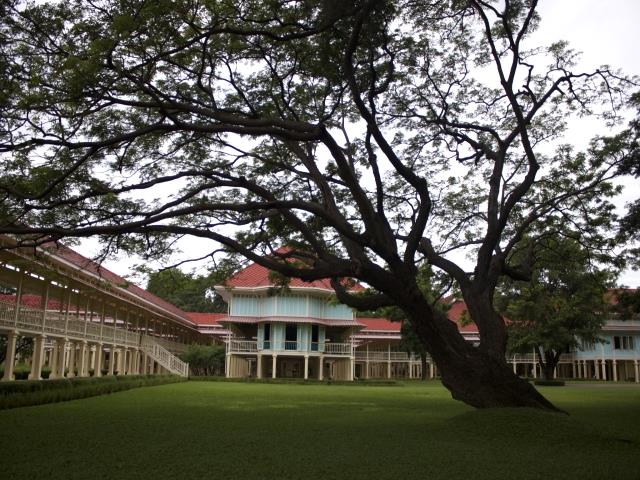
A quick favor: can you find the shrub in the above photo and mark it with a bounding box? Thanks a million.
[181,344,225,376]
[0,374,187,409]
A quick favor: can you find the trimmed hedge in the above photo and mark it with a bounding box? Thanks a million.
[0,374,186,410]
[188,376,400,386]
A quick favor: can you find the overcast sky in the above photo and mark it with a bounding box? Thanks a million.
[86,0,640,287]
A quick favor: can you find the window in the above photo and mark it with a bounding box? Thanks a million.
[263,323,270,349]
[311,324,319,351]
[613,336,635,350]
[581,340,595,351]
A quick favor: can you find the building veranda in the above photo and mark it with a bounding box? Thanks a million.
[0,235,206,382]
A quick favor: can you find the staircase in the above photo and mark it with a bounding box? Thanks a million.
[140,336,189,377]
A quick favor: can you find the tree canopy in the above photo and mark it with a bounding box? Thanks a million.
[498,237,613,380]
[146,268,226,313]
[0,0,637,410]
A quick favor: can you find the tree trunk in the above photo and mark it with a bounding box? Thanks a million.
[420,352,428,381]
[538,348,560,381]
[401,289,561,411]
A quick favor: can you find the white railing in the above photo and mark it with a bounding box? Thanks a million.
[227,339,352,356]
[140,335,189,377]
[323,343,352,355]
[0,298,181,355]
[508,353,575,363]
[230,339,258,353]
[354,351,424,362]
[155,337,189,354]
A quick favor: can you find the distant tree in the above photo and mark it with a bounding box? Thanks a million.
[0,335,33,366]
[146,268,226,313]
[182,344,226,376]
[498,238,614,380]
[610,289,640,318]
[616,92,640,248]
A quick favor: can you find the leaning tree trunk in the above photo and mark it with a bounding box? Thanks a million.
[401,289,561,412]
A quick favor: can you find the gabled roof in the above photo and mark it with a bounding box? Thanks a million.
[218,250,364,294]
[357,317,401,332]
[446,300,479,333]
[46,242,195,325]
[187,312,227,326]
[355,299,480,336]
[0,235,196,327]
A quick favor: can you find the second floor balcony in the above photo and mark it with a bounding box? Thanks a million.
[227,338,352,356]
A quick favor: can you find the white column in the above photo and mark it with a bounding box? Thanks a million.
[49,341,59,375]
[318,356,324,381]
[108,346,115,375]
[257,354,263,379]
[272,354,277,379]
[304,355,309,380]
[79,341,90,377]
[2,330,18,381]
[612,360,618,382]
[28,334,46,380]
[94,343,103,377]
[127,348,134,375]
[634,360,639,384]
[601,359,607,380]
[429,361,435,379]
[572,361,577,379]
[67,342,76,377]
[52,339,67,379]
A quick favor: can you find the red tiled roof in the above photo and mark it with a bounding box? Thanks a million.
[357,317,401,332]
[224,252,364,292]
[356,300,480,334]
[447,300,479,333]
[37,242,195,325]
[186,312,226,326]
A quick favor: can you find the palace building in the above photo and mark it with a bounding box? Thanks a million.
[0,235,204,382]
[188,256,640,383]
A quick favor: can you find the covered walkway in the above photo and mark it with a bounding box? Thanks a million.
[0,236,203,380]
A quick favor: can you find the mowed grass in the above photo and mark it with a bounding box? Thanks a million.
[0,381,638,480]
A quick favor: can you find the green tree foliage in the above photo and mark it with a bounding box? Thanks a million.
[0,0,636,409]
[615,92,640,253]
[610,289,640,318]
[0,335,33,366]
[146,268,226,313]
[498,238,614,380]
[181,344,226,376]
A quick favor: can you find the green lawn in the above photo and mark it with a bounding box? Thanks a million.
[0,381,638,479]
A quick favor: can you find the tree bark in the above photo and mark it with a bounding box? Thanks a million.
[399,287,561,411]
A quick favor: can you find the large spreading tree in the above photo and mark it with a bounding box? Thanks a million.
[0,1,637,410]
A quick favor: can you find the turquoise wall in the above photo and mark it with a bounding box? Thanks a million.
[256,322,326,352]
[230,293,353,320]
[575,332,640,359]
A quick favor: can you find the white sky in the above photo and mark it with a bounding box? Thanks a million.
[84,0,640,287]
